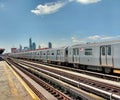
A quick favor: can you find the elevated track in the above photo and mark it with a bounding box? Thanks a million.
[5,57,120,100]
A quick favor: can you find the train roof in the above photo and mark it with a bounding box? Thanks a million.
[51,46,68,50]
[11,46,68,54]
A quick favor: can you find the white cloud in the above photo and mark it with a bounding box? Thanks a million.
[40,43,48,48]
[40,35,120,48]
[87,35,120,41]
[68,0,74,2]
[76,0,101,4]
[51,38,70,48]
[31,1,65,16]
[71,35,120,45]
[0,3,5,8]
[71,37,80,43]
[101,36,113,40]
[31,0,102,15]
[88,35,101,40]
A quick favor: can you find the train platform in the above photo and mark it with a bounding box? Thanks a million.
[0,60,39,100]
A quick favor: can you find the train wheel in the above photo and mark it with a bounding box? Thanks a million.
[73,64,79,68]
[104,67,112,74]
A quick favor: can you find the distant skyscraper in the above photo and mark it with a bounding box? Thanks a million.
[38,45,41,49]
[32,42,36,50]
[29,38,32,50]
[48,42,52,48]
[19,45,22,52]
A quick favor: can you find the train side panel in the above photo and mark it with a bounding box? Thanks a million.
[49,49,57,62]
[79,46,100,66]
[56,47,68,63]
[113,43,120,69]
[35,50,41,60]
[68,45,100,66]
[68,47,73,63]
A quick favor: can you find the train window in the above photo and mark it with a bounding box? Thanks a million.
[40,51,42,55]
[107,46,111,55]
[77,48,79,55]
[85,48,92,55]
[47,51,50,55]
[69,51,71,55]
[73,49,75,55]
[73,48,79,55]
[102,47,105,55]
[52,53,54,55]
[66,50,68,56]
[57,50,60,55]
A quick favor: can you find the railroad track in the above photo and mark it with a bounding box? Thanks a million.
[7,56,120,82]
[17,58,120,82]
[6,58,105,100]
[6,58,72,100]
[42,62,120,81]
[10,58,120,100]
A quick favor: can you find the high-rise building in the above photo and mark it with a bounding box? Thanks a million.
[19,45,22,52]
[48,42,52,48]
[38,45,41,49]
[29,38,32,50]
[32,42,36,50]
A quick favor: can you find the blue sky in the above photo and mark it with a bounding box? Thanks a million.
[0,0,120,53]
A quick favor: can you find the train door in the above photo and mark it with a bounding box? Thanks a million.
[56,50,60,61]
[65,48,68,62]
[73,48,79,63]
[40,51,42,59]
[47,50,50,60]
[100,45,113,66]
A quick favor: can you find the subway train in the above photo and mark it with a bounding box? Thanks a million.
[9,40,120,74]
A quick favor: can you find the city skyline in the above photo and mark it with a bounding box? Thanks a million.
[0,0,120,53]
[11,38,52,53]
[29,38,36,50]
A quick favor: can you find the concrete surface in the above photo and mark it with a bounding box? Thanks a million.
[0,60,37,100]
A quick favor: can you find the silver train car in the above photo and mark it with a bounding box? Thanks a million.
[9,40,120,74]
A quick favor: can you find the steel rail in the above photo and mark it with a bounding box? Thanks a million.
[13,58,120,100]
[17,58,120,82]
[6,59,72,100]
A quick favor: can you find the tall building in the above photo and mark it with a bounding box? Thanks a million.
[38,45,41,49]
[29,38,32,50]
[19,45,22,52]
[48,42,52,48]
[32,42,36,50]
